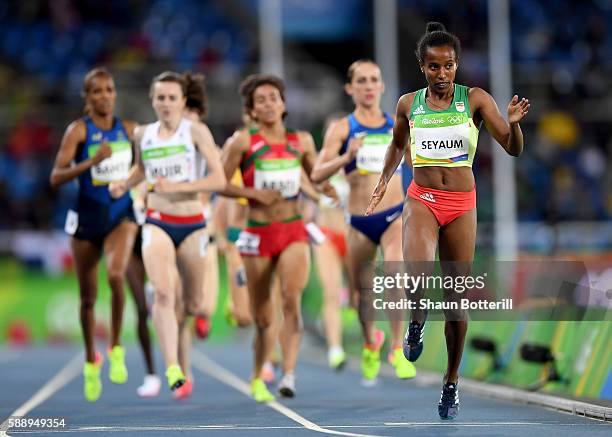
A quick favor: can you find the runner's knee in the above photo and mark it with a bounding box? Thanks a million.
[254,312,273,330]
[154,286,175,308]
[107,269,125,291]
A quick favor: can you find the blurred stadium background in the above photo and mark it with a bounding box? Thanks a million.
[0,0,610,401]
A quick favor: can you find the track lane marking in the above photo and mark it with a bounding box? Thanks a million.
[1,353,81,436]
[191,349,385,437]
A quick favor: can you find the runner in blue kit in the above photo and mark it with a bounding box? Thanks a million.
[311,60,416,385]
[50,68,139,402]
[366,22,529,419]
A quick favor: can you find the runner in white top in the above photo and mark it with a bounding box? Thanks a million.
[110,71,225,395]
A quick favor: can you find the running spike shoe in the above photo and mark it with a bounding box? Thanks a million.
[361,329,385,384]
[278,373,296,398]
[438,382,460,420]
[388,346,417,379]
[252,378,275,402]
[165,364,186,391]
[172,379,193,400]
[83,352,103,402]
[108,345,128,384]
[403,320,426,362]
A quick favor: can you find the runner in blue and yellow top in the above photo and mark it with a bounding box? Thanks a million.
[50,68,142,402]
[311,60,417,385]
[366,22,530,419]
[221,74,336,402]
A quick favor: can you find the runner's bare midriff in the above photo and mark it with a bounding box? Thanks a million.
[347,171,403,215]
[147,192,203,216]
[413,166,475,192]
[248,198,301,223]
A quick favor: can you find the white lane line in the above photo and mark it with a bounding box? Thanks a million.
[1,353,82,435]
[6,422,610,434]
[191,349,385,437]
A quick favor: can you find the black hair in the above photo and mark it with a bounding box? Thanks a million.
[415,22,461,64]
[239,74,287,120]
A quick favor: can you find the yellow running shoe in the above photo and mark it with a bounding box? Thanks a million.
[251,378,275,403]
[361,329,385,384]
[328,347,347,371]
[388,347,417,379]
[108,345,128,384]
[165,364,186,391]
[83,352,103,402]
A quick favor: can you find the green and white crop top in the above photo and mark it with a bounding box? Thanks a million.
[140,118,204,185]
[409,84,479,168]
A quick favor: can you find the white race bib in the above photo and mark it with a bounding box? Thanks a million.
[356,133,391,174]
[142,145,191,184]
[64,210,79,235]
[306,222,326,245]
[254,158,301,198]
[236,231,261,255]
[411,113,472,164]
[199,233,209,257]
[88,141,132,185]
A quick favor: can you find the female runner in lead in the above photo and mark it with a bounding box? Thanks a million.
[366,22,529,419]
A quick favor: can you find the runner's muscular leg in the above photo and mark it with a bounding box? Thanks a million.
[402,197,439,323]
[213,197,229,254]
[202,239,219,317]
[174,281,195,382]
[72,238,102,363]
[142,224,180,366]
[438,209,476,384]
[126,253,154,374]
[314,241,343,349]
[243,255,275,378]
[226,201,252,326]
[228,244,253,327]
[276,242,310,374]
[104,220,138,347]
[346,227,377,344]
[176,228,208,317]
[175,228,208,382]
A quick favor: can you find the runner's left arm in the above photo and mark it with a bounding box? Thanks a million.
[299,170,321,202]
[470,87,529,157]
[299,131,337,201]
[109,125,145,198]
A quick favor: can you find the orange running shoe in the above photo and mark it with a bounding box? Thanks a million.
[172,379,193,400]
